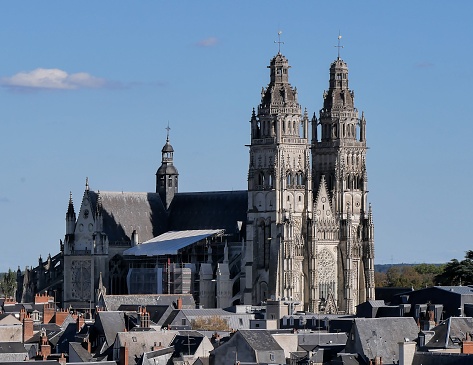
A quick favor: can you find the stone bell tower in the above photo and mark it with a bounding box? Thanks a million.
[244,47,315,309]
[156,126,179,210]
[311,45,375,314]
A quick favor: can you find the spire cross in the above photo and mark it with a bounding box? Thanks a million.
[274,31,284,54]
[335,32,344,59]
[165,123,170,142]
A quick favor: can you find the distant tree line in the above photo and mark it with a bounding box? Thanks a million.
[376,251,473,289]
[375,263,444,289]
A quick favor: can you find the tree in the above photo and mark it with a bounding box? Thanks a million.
[435,251,473,286]
[191,316,230,331]
[0,268,17,298]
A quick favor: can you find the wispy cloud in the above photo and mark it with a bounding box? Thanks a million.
[415,61,434,69]
[0,197,11,203]
[196,37,219,47]
[1,68,108,90]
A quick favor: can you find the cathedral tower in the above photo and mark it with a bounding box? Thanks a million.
[245,50,315,308]
[311,51,375,314]
[156,128,179,209]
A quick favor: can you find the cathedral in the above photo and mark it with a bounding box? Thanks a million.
[17,44,375,315]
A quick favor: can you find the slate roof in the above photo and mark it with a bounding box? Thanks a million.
[436,286,473,295]
[171,334,204,356]
[347,317,419,365]
[69,342,94,362]
[0,342,27,353]
[413,352,473,365]
[95,311,126,348]
[124,229,224,256]
[238,330,283,352]
[116,331,177,365]
[297,332,348,351]
[102,294,195,311]
[89,191,168,243]
[426,317,473,349]
[167,191,247,235]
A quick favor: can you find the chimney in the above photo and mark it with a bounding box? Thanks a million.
[398,340,416,365]
[77,314,85,333]
[22,314,34,342]
[40,330,51,360]
[140,307,150,328]
[4,297,16,306]
[119,343,129,365]
[151,341,162,351]
[58,353,66,365]
[177,297,183,310]
[19,308,26,322]
[55,309,69,326]
[82,338,92,353]
[462,339,473,354]
[35,293,53,305]
[43,303,55,324]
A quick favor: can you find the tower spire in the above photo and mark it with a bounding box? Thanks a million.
[156,129,179,209]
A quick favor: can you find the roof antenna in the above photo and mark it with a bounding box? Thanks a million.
[274,30,284,54]
[335,31,343,59]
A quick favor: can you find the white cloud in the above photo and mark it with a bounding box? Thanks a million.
[1,68,107,90]
[196,37,219,47]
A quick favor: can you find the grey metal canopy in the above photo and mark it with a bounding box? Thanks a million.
[123,229,224,257]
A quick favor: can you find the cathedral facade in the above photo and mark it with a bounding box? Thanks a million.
[244,51,375,314]
[17,47,375,315]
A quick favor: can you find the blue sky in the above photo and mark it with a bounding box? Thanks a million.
[0,1,472,272]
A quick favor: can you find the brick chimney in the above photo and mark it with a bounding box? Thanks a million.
[462,340,473,354]
[43,303,55,324]
[40,330,51,360]
[4,297,16,306]
[35,293,53,305]
[119,343,129,365]
[55,309,69,326]
[22,314,34,342]
[19,308,26,322]
[58,353,66,365]
[139,306,150,328]
[177,297,183,310]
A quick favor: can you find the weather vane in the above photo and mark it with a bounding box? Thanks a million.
[335,32,343,59]
[274,30,284,54]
